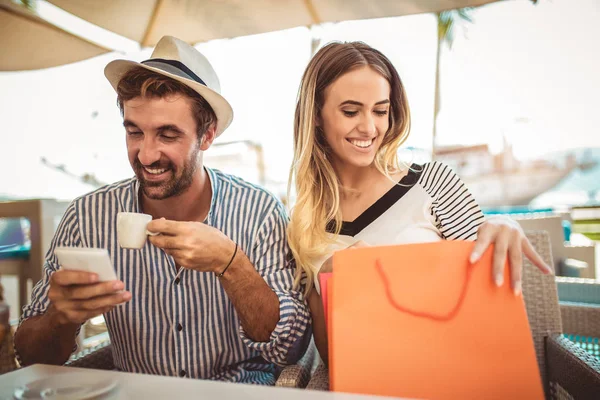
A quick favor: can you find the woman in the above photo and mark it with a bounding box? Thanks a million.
[287,42,552,363]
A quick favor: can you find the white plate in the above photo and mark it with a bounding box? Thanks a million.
[13,372,119,399]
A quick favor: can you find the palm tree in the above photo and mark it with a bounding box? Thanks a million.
[432,1,540,159]
[431,8,473,159]
[19,0,35,10]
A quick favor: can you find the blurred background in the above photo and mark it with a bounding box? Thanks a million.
[1,0,598,207]
[1,0,599,347]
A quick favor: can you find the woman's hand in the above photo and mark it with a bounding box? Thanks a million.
[470,216,553,295]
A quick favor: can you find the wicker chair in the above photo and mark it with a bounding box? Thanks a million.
[556,277,600,360]
[66,336,318,388]
[306,231,600,399]
[274,339,319,388]
[0,295,17,374]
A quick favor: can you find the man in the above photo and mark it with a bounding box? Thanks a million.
[14,36,311,384]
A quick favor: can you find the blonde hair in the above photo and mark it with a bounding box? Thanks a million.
[288,42,411,294]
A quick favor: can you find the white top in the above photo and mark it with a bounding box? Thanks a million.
[314,162,485,292]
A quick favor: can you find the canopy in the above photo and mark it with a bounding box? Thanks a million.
[48,0,502,47]
[0,0,110,71]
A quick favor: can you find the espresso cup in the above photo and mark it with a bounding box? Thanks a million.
[116,212,158,249]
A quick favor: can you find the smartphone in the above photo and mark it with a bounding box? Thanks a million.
[54,247,118,282]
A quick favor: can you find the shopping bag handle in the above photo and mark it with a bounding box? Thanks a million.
[375,258,475,322]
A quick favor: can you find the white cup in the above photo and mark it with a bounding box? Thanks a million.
[117,212,158,249]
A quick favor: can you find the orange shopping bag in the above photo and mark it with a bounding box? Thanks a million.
[330,241,544,400]
[319,272,333,330]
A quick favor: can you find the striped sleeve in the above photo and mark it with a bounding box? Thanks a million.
[239,200,312,366]
[15,201,83,362]
[419,161,485,241]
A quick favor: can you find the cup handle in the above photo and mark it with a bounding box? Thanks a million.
[146,230,160,236]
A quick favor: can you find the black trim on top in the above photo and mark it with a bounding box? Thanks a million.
[141,58,207,86]
[326,164,423,236]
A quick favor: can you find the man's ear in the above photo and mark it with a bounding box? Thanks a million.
[199,122,217,150]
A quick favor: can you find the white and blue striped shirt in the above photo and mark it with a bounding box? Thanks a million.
[20,167,311,384]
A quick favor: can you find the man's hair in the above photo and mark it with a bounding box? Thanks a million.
[116,67,217,140]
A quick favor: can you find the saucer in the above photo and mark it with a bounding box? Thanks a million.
[14,372,118,399]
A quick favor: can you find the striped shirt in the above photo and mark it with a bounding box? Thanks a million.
[19,167,311,384]
[314,161,485,281]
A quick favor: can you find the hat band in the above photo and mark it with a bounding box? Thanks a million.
[141,58,207,87]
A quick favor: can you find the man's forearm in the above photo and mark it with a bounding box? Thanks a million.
[218,250,279,342]
[15,305,79,366]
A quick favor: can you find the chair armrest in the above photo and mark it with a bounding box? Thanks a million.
[560,302,600,338]
[556,277,600,305]
[275,342,317,388]
[276,364,312,388]
[306,361,329,391]
[546,334,600,400]
[65,342,114,370]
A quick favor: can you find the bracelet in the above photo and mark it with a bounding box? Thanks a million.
[217,243,238,278]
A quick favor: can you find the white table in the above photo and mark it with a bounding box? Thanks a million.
[0,365,400,399]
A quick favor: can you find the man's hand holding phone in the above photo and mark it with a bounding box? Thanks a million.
[48,270,131,325]
[51,247,131,325]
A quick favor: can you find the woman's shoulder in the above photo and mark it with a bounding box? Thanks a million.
[417,160,458,179]
[413,161,463,194]
[395,161,458,186]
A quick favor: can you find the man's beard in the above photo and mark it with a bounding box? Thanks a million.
[134,147,200,200]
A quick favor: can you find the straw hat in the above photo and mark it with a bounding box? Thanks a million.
[105,36,233,136]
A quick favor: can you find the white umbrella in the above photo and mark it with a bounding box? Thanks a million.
[48,0,502,47]
[0,0,110,71]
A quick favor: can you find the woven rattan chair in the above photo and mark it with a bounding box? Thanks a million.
[306,231,600,399]
[274,339,319,388]
[0,299,17,374]
[556,276,600,360]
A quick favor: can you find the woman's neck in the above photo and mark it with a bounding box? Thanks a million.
[334,162,408,221]
[335,163,384,198]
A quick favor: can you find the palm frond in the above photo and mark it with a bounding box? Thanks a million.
[18,0,36,12]
[437,7,474,49]
[457,7,474,23]
[437,13,454,43]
